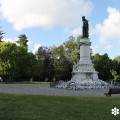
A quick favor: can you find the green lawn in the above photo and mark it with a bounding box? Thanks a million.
[0,81,50,84]
[0,93,120,120]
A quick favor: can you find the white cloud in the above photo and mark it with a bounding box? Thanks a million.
[95,7,120,44]
[71,26,82,36]
[27,40,33,46]
[105,44,113,49]
[2,38,16,43]
[32,44,41,54]
[91,45,99,55]
[2,38,33,47]
[0,0,93,30]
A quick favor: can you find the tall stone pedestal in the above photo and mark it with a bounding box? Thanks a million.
[69,38,110,89]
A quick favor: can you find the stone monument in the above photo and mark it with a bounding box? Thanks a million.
[56,16,110,89]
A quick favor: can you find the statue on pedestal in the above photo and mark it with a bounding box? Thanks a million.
[82,16,89,38]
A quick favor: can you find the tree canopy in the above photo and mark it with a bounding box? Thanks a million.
[0,33,120,82]
[16,34,28,49]
[0,27,5,42]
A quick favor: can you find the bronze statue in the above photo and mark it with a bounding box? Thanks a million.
[82,16,89,38]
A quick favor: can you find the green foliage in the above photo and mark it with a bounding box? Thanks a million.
[0,42,19,81]
[0,93,120,120]
[1,32,120,82]
[110,69,120,81]
[113,56,120,75]
[17,34,28,49]
[52,55,72,81]
[0,41,39,82]
[114,56,120,63]
[77,35,82,43]
[50,35,80,81]
[0,27,5,42]
[36,46,51,60]
[34,35,80,81]
[36,46,54,81]
[92,53,113,80]
[63,36,80,63]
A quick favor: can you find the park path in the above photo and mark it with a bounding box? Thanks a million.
[0,84,119,96]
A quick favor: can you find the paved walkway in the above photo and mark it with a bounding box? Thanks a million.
[0,84,120,96]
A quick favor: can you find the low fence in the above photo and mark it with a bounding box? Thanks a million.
[50,81,113,90]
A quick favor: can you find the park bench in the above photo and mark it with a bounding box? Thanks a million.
[104,88,120,96]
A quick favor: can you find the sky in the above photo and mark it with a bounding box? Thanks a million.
[0,0,120,59]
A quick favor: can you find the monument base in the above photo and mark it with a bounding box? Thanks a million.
[55,79,110,90]
[56,65,111,90]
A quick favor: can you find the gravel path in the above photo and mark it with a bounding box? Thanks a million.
[0,84,120,96]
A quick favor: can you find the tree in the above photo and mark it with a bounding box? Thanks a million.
[36,46,54,81]
[36,46,51,60]
[77,35,82,43]
[63,35,80,63]
[12,45,39,81]
[113,56,120,75]
[114,56,120,63]
[20,52,38,81]
[0,42,18,81]
[0,26,5,42]
[0,41,38,82]
[92,53,113,81]
[32,59,44,81]
[51,36,81,81]
[110,69,120,81]
[51,45,71,80]
[17,34,28,49]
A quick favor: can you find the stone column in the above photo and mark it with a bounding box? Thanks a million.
[79,38,92,64]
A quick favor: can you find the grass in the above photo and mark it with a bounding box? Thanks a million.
[0,81,50,84]
[30,82,50,84]
[0,93,120,120]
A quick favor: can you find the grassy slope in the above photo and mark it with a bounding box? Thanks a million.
[0,93,120,120]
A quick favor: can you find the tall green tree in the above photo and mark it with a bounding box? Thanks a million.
[114,56,120,63]
[12,45,39,81]
[36,46,51,60]
[36,46,54,81]
[0,26,5,42]
[51,35,81,81]
[17,34,28,49]
[32,59,44,81]
[0,41,38,81]
[92,53,113,81]
[113,56,120,75]
[51,45,72,81]
[63,35,80,63]
[20,52,38,81]
[110,69,120,81]
[0,42,18,81]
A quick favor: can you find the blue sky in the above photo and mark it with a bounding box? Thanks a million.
[0,0,120,59]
